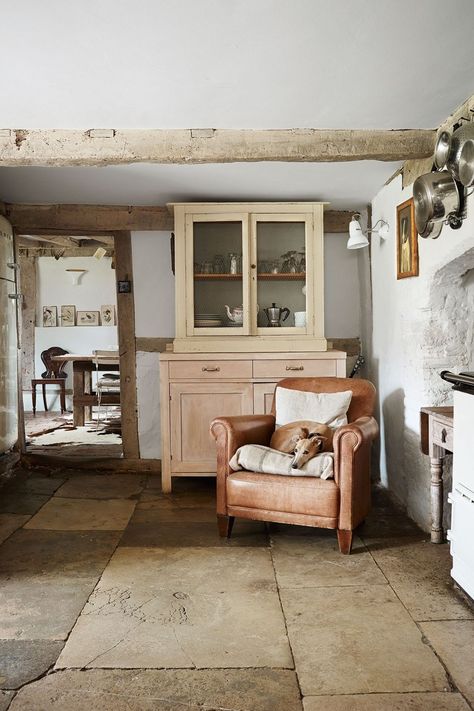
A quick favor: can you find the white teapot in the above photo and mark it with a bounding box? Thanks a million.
[225,304,259,324]
[225,305,244,324]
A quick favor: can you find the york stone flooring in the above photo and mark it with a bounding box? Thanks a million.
[0,467,473,710]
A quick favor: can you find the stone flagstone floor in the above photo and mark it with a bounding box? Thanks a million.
[0,467,473,710]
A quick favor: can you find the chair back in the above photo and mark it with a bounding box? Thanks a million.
[40,347,68,379]
[271,377,376,422]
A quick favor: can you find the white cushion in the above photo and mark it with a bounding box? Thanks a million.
[275,386,352,429]
[229,444,334,479]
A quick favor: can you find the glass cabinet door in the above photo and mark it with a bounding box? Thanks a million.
[186,213,249,335]
[251,214,312,334]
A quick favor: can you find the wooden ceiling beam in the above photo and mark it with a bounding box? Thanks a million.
[0,128,436,166]
[6,203,352,234]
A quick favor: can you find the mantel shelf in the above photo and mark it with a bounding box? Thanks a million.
[194,273,306,281]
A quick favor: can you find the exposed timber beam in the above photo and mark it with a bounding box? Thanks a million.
[0,128,436,167]
[6,203,352,233]
[6,204,173,231]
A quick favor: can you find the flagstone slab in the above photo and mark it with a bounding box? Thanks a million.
[281,585,448,696]
[120,518,268,547]
[57,547,291,669]
[0,691,14,711]
[303,692,470,710]
[24,497,136,531]
[55,474,145,500]
[420,620,474,706]
[0,514,29,545]
[271,531,386,588]
[0,529,120,578]
[10,668,302,710]
[0,576,98,640]
[0,639,64,689]
[365,538,473,621]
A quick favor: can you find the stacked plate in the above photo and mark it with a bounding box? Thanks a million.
[195,313,223,328]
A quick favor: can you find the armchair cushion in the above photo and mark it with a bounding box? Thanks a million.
[227,472,339,521]
[275,386,352,429]
[230,444,334,479]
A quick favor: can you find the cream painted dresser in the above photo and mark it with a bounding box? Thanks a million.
[159,350,346,492]
[160,201,346,491]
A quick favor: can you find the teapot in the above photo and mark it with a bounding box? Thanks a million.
[225,305,244,324]
[264,303,290,327]
[225,304,259,324]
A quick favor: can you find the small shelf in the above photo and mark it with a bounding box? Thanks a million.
[194,273,306,281]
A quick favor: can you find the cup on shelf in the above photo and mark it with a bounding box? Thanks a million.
[294,311,307,327]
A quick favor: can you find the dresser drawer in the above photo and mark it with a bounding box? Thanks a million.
[253,359,338,379]
[432,418,454,451]
[169,360,252,380]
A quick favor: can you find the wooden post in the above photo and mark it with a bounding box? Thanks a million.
[114,231,140,459]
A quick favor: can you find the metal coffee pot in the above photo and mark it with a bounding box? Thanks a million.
[264,303,290,327]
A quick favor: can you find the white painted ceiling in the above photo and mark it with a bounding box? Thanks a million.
[1,0,474,206]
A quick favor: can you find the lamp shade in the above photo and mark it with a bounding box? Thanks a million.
[347,218,369,250]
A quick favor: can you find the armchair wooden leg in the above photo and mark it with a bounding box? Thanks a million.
[217,515,235,539]
[337,529,353,555]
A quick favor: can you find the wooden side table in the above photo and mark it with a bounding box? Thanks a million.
[420,406,454,543]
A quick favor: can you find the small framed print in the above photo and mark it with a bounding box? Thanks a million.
[77,310,100,326]
[100,304,115,326]
[61,305,76,327]
[397,198,419,279]
[117,280,131,293]
[42,306,57,327]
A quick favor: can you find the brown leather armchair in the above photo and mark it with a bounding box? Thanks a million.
[210,377,378,554]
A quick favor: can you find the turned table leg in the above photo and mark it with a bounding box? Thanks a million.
[430,455,444,544]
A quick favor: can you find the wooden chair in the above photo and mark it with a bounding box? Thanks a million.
[31,347,68,415]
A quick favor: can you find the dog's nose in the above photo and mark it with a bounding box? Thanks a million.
[291,463,298,469]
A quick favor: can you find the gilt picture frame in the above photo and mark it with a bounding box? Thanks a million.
[397,197,419,279]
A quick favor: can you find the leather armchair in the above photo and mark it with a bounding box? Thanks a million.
[211,377,378,554]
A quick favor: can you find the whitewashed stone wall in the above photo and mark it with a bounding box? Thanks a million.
[371,173,474,531]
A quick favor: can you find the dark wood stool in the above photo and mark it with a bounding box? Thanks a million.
[31,378,67,414]
[31,346,69,415]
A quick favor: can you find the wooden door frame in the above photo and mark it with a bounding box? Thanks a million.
[14,228,140,461]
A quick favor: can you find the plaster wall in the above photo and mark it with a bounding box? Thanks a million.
[26,256,117,412]
[371,174,474,531]
[131,230,366,459]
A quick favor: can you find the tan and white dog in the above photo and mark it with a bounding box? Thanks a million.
[270,420,334,470]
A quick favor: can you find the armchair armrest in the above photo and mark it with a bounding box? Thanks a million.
[333,416,379,531]
[211,414,276,514]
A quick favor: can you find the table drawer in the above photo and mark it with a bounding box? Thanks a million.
[432,419,454,451]
[169,360,252,380]
[253,359,338,379]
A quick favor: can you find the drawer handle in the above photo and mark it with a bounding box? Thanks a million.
[286,365,304,371]
[202,366,220,372]
[441,428,448,443]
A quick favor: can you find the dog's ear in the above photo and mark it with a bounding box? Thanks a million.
[300,427,309,439]
[308,432,326,440]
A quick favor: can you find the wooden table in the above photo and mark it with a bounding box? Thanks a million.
[53,354,120,427]
[420,406,454,543]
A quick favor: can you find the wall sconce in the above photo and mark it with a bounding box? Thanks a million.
[65,268,87,285]
[347,213,389,250]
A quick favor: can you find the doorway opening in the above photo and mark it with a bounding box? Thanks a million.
[17,232,124,461]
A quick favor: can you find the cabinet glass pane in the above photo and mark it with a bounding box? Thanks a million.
[256,221,306,328]
[193,221,244,329]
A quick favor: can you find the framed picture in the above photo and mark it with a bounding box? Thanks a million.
[61,305,76,327]
[100,304,116,325]
[42,306,57,327]
[397,198,419,279]
[77,310,100,326]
